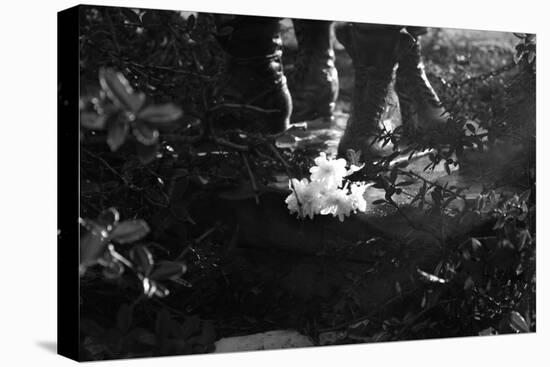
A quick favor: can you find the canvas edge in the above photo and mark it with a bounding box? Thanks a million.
[57,4,81,362]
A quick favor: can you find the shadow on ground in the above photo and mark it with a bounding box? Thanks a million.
[36,341,57,354]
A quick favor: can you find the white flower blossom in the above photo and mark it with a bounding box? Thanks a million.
[320,188,354,222]
[309,152,348,190]
[349,182,368,212]
[286,152,370,222]
[285,178,323,219]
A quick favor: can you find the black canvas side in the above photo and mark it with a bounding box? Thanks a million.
[57,4,80,362]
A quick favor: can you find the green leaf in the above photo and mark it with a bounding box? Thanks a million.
[471,238,483,252]
[431,189,442,206]
[81,112,107,130]
[99,68,145,112]
[461,247,471,261]
[168,172,189,201]
[121,8,141,24]
[518,189,531,203]
[387,151,401,162]
[395,180,415,187]
[140,11,156,27]
[152,281,169,298]
[493,216,505,230]
[138,104,183,124]
[464,276,475,291]
[478,327,497,336]
[509,311,530,333]
[133,122,159,146]
[102,259,125,279]
[390,167,398,183]
[444,162,451,175]
[372,331,391,342]
[417,268,447,284]
[107,120,129,151]
[527,51,535,64]
[517,230,532,251]
[151,261,187,281]
[217,26,234,37]
[110,220,150,244]
[142,277,156,297]
[186,14,196,31]
[95,208,120,230]
[130,245,154,276]
[171,203,196,225]
[136,142,159,164]
[80,231,109,271]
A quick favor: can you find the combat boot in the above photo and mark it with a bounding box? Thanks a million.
[395,29,447,135]
[213,15,292,134]
[288,19,339,123]
[336,23,402,161]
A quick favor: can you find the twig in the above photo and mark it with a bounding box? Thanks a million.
[266,143,290,169]
[266,143,303,217]
[209,103,280,115]
[241,152,260,205]
[266,123,308,141]
[393,298,457,340]
[254,149,279,163]
[145,168,171,203]
[105,9,121,55]
[447,62,516,88]
[211,136,249,151]
[318,289,417,333]
[388,199,444,245]
[126,60,212,79]
[108,246,133,269]
[81,148,140,191]
[195,226,218,244]
[174,226,217,261]
[399,168,467,201]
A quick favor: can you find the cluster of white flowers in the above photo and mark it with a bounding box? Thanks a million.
[285,152,368,222]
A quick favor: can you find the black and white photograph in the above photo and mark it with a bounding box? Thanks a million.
[56,1,538,363]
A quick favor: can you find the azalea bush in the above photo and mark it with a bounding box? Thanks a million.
[81,68,184,163]
[78,8,224,359]
[79,207,188,297]
[79,25,337,356]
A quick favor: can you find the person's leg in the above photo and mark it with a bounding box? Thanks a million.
[289,19,339,122]
[395,27,447,134]
[335,23,401,161]
[213,15,292,133]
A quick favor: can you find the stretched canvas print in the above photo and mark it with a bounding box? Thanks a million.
[58,3,536,361]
